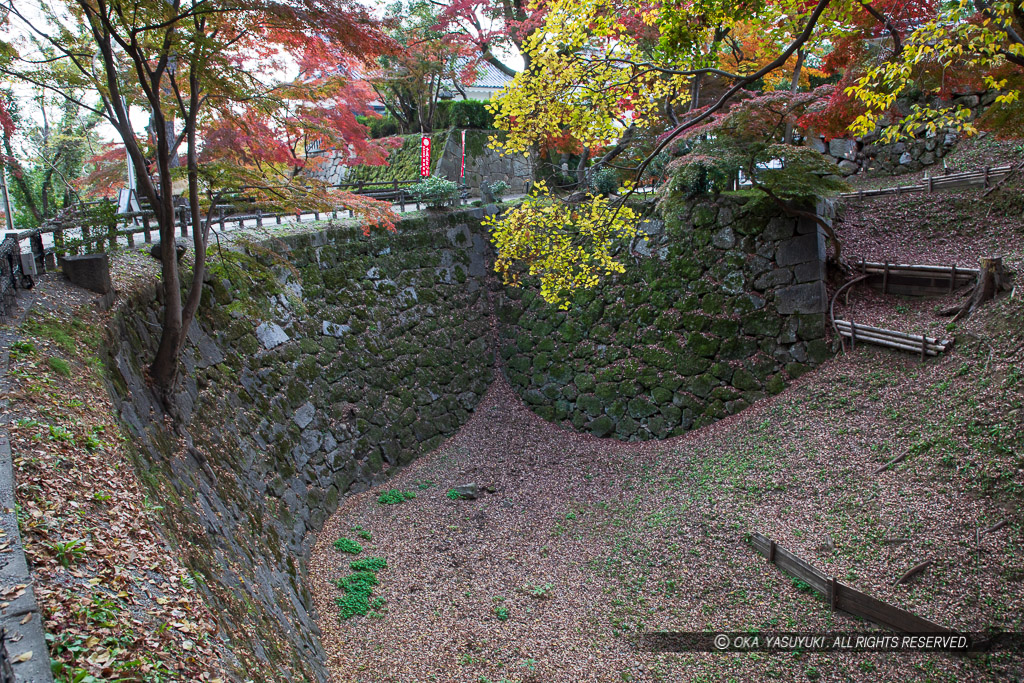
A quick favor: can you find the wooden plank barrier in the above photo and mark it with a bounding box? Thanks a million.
[840,164,1016,201]
[852,259,978,297]
[747,533,955,634]
[833,320,953,357]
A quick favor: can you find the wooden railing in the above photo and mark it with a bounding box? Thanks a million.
[840,164,1019,200]
[747,532,955,634]
[14,179,470,265]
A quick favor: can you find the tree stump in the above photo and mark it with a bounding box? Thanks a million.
[941,256,1010,321]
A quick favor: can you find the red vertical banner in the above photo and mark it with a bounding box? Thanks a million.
[460,129,466,180]
[420,136,431,177]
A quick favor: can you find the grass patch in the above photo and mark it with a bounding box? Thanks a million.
[47,356,72,377]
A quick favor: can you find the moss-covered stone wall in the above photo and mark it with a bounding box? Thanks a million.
[496,194,832,441]
[102,194,833,680]
[104,210,494,682]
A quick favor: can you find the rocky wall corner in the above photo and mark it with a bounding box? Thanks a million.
[102,212,495,682]
[498,194,832,441]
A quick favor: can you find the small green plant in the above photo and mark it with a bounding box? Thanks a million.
[334,557,388,620]
[350,557,387,573]
[523,582,555,599]
[9,341,34,359]
[46,356,72,377]
[377,489,416,505]
[410,176,459,208]
[48,424,74,443]
[48,538,87,568]
[334,571,380,620]
[446,488,464,501]
[790,577,814,594]
[494,605,509,621]
[351,525,372,540]
[333,537,363,554]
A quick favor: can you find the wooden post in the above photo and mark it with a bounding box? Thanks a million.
[256,209,263,228]
[142,214,152,243]
[219,208,225,232]
[920,334,927,362]
[850,320,857,350]
[126,226,134,248]
[768,540,776,565]
[400,189,406,213]
[882,261,890,294]
[276,213,282,225]
[179,207,188,237]
[927,175,934,193]
[829,577,838,610]
[984,166,990,188]
[949,265,956,294]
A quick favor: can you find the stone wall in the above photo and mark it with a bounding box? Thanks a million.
[497,195,832,440]
[104,211,495,682]
[307,130,534,195]
[811,91,999,176]
[103,195,834,680]
[434,130,534,195]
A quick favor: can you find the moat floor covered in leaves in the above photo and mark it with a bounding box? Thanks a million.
[310,310,1024,683]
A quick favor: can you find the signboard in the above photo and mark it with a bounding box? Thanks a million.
[460,130,466,180]
[420,136,431,177]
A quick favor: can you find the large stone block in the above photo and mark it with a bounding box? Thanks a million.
[62,253,112,294]
[828,138,857,160]
[776,232,823,267]
[775,282,827,315]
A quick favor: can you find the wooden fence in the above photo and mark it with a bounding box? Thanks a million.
[852,259,979,297]
[840,163,1018,201]
[747,532,955,634]
[833,320,954,358]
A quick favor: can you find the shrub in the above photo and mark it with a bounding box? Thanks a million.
[484,180,509,201]
[357,114,402,138]
[410,176,458,209]
[435,99,494,129]
[589,167,621,196]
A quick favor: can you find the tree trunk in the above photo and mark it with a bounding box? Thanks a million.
[689,74,702,111]
[943,256,1009,321]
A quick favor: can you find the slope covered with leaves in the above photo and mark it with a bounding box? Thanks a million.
[4,280,232,681]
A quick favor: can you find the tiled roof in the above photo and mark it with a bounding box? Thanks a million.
[457,58,514,89]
